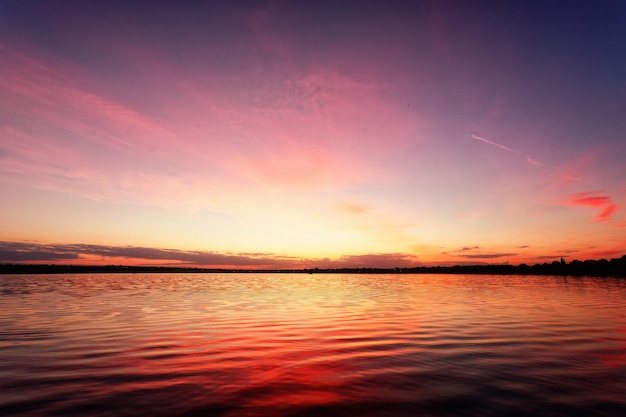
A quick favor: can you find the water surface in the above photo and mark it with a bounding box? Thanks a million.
[1,273,625,416]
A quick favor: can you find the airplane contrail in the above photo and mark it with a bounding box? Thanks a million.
[471,134,544,167]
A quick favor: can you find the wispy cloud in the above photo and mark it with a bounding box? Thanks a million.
[442,245,480,255]
[471,134,544,167]
[441,246,516,259]
[338,203,369,215]
[588,238,626,258]
[458,246,479,252]
[461,253,517,259]
[566,191,619,222]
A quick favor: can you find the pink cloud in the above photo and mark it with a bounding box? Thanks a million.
[544,152,604,194]
[0,45,261,208]
[0,47,173,162]
[1,37,426,224]
[188,64,420,190]
[566,191,619,222]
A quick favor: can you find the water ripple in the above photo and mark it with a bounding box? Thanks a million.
[1,273,625,416]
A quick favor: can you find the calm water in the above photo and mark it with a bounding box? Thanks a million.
[1,274,625,417]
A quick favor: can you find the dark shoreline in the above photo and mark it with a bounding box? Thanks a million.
[1,255,625,277]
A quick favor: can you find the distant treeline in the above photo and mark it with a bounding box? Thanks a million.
[1,255,625,276]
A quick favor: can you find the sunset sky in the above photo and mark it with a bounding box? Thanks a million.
[1,1,625,268]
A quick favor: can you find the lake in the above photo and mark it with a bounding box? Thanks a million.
[1,273,625,416]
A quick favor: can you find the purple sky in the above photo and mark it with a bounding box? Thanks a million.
[1,1,625,267]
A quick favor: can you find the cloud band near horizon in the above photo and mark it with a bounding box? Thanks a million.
[0,241,423,269]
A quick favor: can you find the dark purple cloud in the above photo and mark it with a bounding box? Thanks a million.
[0,241,292,267]
[460,253,517,259]
[312,253,420,269]
[0,241,79,261]
[0,241,420,269]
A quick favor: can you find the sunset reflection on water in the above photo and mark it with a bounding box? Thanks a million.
[1,273,626,416]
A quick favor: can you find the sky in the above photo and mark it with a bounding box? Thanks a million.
[1,0,625,269]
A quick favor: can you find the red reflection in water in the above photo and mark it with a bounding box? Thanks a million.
[596,325,626,369]
[242,361,348,410]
